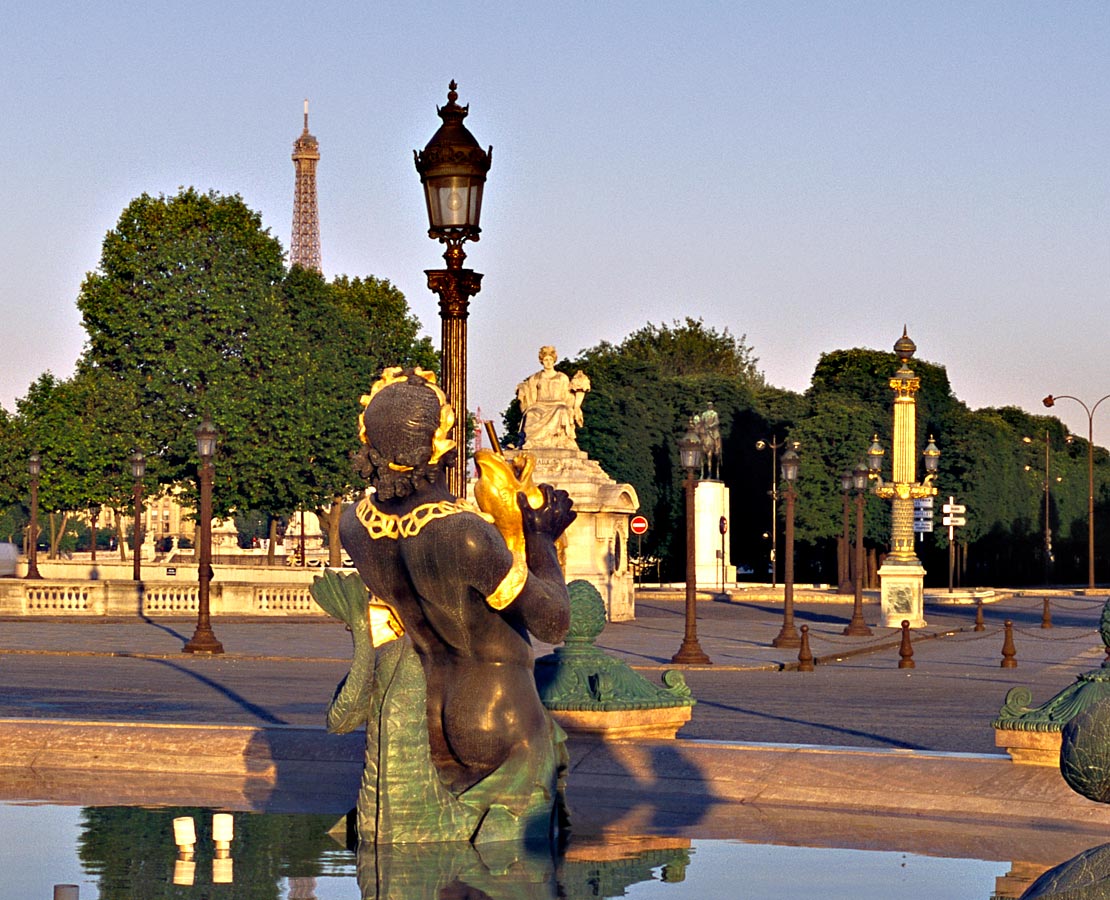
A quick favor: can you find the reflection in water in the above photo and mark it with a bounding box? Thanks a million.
[358,835,691,899]
[74,806,691,899]
[1019,841,1110,899]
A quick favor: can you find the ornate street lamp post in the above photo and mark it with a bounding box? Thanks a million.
[415,81,492,499]
[130,451,145,582]
[1043,393,1110,590]
[184,416,224,655]
[838,470,853,594]
[89,504,100,564]
[866,329,940,627]
[772,445,801,648]
[672,421,711,665]
[844,462,872,636]
[26,453,42,580]
[756,437,785,586]
[1023,430,1060,583]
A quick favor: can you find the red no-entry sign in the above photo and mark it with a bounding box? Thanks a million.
[630,515,649,535]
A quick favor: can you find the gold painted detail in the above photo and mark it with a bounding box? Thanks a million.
[368,602,405,647]
[357,367,455,466]
[356,497,471,540]
[473,449,545,610]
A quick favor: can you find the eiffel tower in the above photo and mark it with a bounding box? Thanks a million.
[290,100,321,271]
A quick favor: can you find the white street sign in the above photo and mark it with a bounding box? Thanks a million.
[942,515,966,527]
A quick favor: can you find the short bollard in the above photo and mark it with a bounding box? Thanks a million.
[1041,597,1052,629]
[898,620,915,669]
[1001,620,1018,668]
[974,598,985,632]
[797,625,815,671]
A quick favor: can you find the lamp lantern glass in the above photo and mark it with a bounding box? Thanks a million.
[130,450,145,480]
[28,453,41,477]
[923,435,941,474]
[781,447,800,484]
[840,471,852,493]
[678,425,702,472]
[195,417,218,461]
[853,461,869,492]
[414,82,492,240]
[867,436,884,473]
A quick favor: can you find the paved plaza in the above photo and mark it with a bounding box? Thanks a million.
[1,588,1106,755]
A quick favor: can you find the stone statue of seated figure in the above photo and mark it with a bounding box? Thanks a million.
[516,345,591,451]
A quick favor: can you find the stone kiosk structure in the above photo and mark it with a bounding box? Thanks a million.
[509,346,639,621]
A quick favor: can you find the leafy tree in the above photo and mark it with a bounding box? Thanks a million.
[15,370,144,558]
[72,189,436,561]
[76,187,286,514]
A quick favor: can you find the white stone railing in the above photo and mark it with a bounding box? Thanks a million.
[0,576,333,618]
[22,583,95,614]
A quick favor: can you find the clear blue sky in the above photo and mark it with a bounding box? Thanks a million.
[3,2,1108,449]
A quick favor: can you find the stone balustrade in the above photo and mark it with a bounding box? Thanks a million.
[0,562,335,617]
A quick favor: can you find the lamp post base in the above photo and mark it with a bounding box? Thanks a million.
[843,609,872,636]
[183,628,224,655]
[671,639,712,665]
[771,627,800,649]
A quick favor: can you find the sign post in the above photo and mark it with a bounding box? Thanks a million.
[718,516,728,592]
[630,515,649,584]
[941,497,967,593]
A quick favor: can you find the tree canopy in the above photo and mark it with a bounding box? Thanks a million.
[8,187,436,551]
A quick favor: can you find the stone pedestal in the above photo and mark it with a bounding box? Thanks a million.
[694,480,734,588]
[878,560,926,627]
[504,448,639,621]
[211,517,240,551]
[284,511,325,552]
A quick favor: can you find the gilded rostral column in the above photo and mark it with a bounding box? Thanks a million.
[291,99,321,271]
[867,328,940,628]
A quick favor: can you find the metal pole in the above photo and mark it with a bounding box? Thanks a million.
[773,483,800,648]
[771,443,778,587]
[948,523,956,594]
[672,466,711,665]
[26,474,41,580]
[184,456,224,654]
[1043,429,1052,584]
[844,489,871,635]
[132,478,143,581]
[1088,415,1096,590]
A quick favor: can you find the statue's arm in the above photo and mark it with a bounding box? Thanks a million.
[326,634,373,733]
[512,485,576,644]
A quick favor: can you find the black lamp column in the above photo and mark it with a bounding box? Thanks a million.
[26,453,42,580]
[130,451,145,582]
[838,471,852,594]
[672,421,711,665]
[772,446,801,648]
[184,416,224,655]
[844,461,873,636]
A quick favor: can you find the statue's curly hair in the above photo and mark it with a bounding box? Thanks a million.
[356,369,459,501]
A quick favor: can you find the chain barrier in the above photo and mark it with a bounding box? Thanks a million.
[1010,624,1101,642]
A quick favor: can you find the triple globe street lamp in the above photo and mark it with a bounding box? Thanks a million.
[843,462,872,636]
[771,445,801,649]
[755,437,787,587]
[672,422,712,665]
[1043,393,1110,590]
[1022,430,1062,583]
